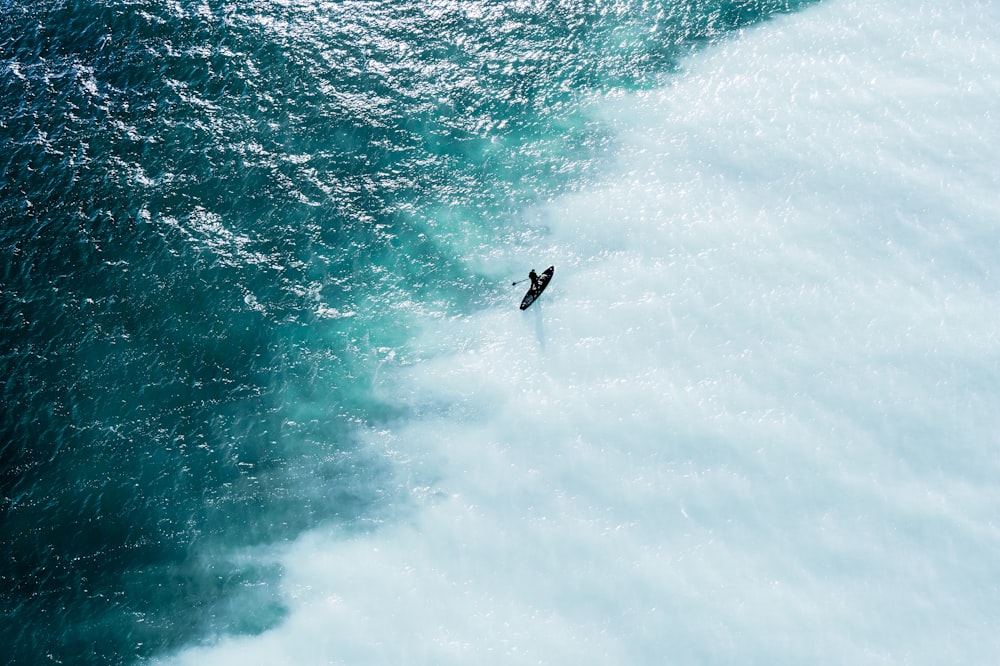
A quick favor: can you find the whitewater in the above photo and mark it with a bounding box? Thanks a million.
[155,0,1000,663]
[3,0,999,662]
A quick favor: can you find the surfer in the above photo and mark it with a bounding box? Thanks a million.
[528,269,540,289]
[519,266,554,310]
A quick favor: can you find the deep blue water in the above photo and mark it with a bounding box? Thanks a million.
[1,1,816,663]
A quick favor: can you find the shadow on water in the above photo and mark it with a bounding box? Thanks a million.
[533,301,547,352]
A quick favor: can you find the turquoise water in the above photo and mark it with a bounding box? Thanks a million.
[1,1,819,663]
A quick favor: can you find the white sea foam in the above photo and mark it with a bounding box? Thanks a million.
[160,0,1000,663]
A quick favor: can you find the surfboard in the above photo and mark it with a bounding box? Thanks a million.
[520,266,554,310]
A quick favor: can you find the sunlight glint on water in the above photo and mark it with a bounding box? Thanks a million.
[156,0,1000,663]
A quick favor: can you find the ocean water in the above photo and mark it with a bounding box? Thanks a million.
[3,0,999,663]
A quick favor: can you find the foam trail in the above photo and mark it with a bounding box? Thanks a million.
[160,0,1000,663]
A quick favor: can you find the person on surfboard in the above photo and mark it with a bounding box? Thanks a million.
[519,266,553,310]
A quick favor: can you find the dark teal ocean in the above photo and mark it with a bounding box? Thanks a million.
[3,1,815,663]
